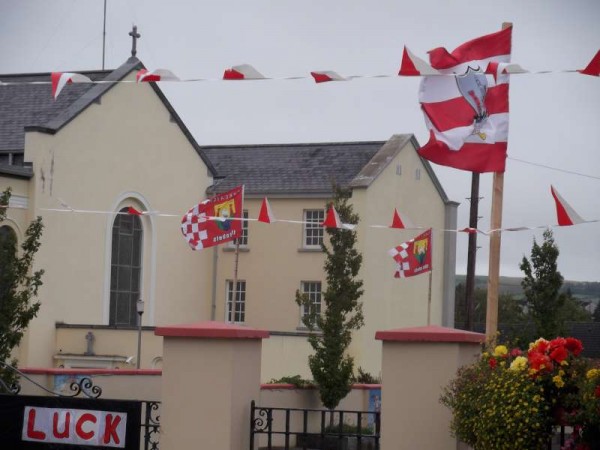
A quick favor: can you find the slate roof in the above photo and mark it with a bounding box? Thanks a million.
[0,58,216,176]
[203,134,451,201]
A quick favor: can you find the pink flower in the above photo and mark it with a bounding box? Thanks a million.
[510,348,523,357]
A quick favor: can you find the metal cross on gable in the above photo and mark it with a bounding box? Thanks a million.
[129,24,141,57]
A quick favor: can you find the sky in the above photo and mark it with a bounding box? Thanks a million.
[1,0,599,281]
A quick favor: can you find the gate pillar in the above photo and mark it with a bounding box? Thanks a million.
[155,321,269,450]
[375,325,484,450]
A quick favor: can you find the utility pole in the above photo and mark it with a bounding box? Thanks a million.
[465,173,481,330]
[102,0,107,69]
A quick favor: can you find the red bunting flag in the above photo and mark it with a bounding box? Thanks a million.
[578,50,600,77]
[181,186,244,250]
[551,185,585,226]
[223,64,266,80]
[258,197,276,223]
[416,27,512,173]
[390,208,411,229]
[388,229,432,278]
[398,47,440,76]
[127,207,143,216]
[310,71,346,83]
[136,69,179,83]
[321,204,355,230]
[51,72,91,100]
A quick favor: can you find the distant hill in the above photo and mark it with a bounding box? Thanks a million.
[455,275,600,307]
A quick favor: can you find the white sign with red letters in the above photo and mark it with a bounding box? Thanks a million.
[22,406,127,448]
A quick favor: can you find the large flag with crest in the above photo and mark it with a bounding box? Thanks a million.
[181,186,244,250]
[416,27,512,173]
[388,229,432,278]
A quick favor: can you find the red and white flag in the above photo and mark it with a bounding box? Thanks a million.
[258,197,276,223]
[223,64,266,80]
[310,71,346,83]
[551,185,585,226]
[181,186,244,250]
[136,69,180,83]
[416,27,512,173]
[388,229,432,278]
[51,72,91,99]
[321,204,355,230]
[390,208,413,229]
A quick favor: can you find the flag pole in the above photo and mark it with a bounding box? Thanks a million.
[231,239,240,323]
[485,22,512,341]
[427,269,432,326]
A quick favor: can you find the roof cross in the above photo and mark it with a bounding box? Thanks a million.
[129,25,141,57]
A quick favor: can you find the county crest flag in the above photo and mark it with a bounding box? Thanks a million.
[388,228,432,278]
[181,186,244,250]
[417,27,512,173]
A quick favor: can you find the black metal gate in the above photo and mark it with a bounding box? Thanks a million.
[250,400,380,450]
[0,362,160,449]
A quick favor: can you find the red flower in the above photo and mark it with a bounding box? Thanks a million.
[594,385,600,398]
[565,337,583,356]
[550,346,568,364]
[528,352,552,373]
[510,348,523,357]
[489,357,497,369]
[535,340,550,353]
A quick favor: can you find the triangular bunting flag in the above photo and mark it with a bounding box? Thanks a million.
[551,185,585,226]
[578,50,600,77]
[136,69,180,83]
[398,47,440,76]
[310,71,346,83]
[51,72,92,99]
[223,64,266,80]
[258,197,276,223]
[391,209,405,229]
[127,206,143,216]
[321,205,355,230]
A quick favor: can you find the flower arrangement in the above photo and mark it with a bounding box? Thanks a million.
[441,337,600,450]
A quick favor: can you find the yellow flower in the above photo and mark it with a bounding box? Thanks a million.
[586,368,600,380]
[510,356,528,371]
[553,375,565,388]
[493,345,508,357]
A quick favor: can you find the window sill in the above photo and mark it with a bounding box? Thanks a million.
[297,248,323,253]
[223,246,249,253]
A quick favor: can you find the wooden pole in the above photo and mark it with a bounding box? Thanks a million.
[465,173,480,330]
[485,22,512,341]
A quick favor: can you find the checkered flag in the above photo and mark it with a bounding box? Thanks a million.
[181,202,209,250]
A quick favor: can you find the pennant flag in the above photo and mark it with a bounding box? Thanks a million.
[321,204,356,230]
[390,208,410,229]
[51,72,92,99]
[258,197,276,223]
[388,228,432,278]
[485,61,528,83]
[310,71,346,83]
[127,206,143,216]
[136,69,180,83]
[223,64,266,80]
[551,185,585,226]
[398,47,441,76]
[416,26,512,173]
[578,50,600,77]
[181,186,244,250]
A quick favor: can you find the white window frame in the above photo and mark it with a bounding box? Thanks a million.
[300,281,322,324]
[303,209,325,248]
[228,210,249,247]
[226,279,246,323]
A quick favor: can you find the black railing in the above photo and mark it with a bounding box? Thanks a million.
[141,401,161,450]
[250,400,380,450]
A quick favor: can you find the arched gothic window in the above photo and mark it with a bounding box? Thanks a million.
[109,209,142,326]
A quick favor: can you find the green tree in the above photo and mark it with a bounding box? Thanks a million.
[296,186,364,410]
[520,229,565,339]
[0,188,44,387]
[558,288,592,322]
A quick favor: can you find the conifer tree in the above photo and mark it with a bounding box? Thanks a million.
[296,185,364,410]
[520,229,565,339]
[0,188,44,387]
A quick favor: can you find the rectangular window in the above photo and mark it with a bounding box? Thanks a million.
[230,210,249,247]
[303,209,324,248]
[300,281,322,320]
[226,280,246,323]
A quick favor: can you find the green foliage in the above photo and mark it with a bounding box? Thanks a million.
[520,229,566,339]
[352,367,381,384]
[296,185,364,410]
[0,188,44,387]
[267,375,314,388]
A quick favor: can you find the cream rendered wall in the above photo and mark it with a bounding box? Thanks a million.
[350,142,448,375]
[21,74,213,367]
